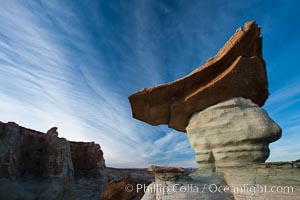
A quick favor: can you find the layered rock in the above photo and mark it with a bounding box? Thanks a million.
[129,21,268,132]
[0,122,23,179]
[186,97,282,171]
[221,161,300,200]
[142,166,234,200]
[0,121,107,200]
[0,122,73,180]
[70,141,106,179]
[148,166,185,183]
[45,127,74,179]
[141,161,300,200]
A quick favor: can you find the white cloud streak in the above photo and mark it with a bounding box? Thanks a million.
[0,0,197,168]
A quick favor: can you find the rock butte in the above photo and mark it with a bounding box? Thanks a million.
[0,121,107,199]
[0,121,154,200]
[129,21,268,132]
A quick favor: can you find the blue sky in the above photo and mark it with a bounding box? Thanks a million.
[0,0,299,167]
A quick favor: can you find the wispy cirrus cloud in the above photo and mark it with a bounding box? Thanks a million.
[265,79,300,162]
[0,0,299,167]
[0,0,198,167]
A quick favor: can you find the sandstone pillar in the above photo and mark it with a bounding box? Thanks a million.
[186,97,281,172]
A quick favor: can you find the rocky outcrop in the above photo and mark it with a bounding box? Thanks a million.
[45,127,74,179]
[129,21,268,132]
[221,160,300,200]
[0,121,107,200]
[103,168,154,200]
[148,166,185,185]
[102,177,151,200]
[0,122,73,180]
[141,161,300,200]
[186,97,281,171]
[70,141,106,179]
[142,166,234,200]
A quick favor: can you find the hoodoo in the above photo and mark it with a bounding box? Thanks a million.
[128,22,300,200]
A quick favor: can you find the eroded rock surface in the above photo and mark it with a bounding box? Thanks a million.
[141,161,300,200]
[129,21,268,132]
[102,177,151,200]
[142,167,234,200]
[70,141,106,179]
[0,121,107,200]
[186,97,281,170]
[221,161,300,200]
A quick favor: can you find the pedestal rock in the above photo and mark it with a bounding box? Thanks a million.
[128,21,300,200]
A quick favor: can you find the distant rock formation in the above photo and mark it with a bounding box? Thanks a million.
[70,141,106,179]
[129,21,268,132]
[106,167,154,182]
[0,121,107,200]
[102,177,151,200]
[148,165,184,174]
[102,168,154,200]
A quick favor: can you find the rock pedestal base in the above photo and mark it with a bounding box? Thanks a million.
[186,97,281,171]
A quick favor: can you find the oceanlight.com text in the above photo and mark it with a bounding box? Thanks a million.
[125,183,294,196]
